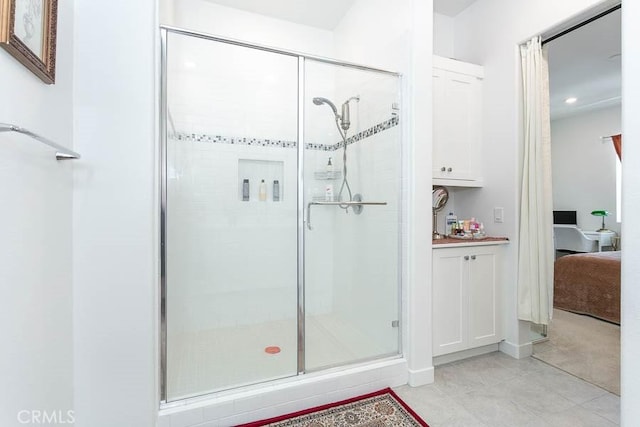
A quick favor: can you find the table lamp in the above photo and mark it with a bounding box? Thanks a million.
[591,210,611,232]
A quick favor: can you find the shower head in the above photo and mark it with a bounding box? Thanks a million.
[312,97,339,116]
[313,95,360,132]
[340,96,359,131]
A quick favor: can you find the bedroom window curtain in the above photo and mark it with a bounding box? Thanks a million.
[517,36,555,325]
[612,134,622,160]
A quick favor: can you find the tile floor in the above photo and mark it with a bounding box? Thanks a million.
[394,352,620,427]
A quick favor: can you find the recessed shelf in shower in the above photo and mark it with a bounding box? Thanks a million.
[238,159,284,202]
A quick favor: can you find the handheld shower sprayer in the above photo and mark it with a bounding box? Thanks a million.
[312,97,338,116]
[312,95,360,211]
[312,96,359,132]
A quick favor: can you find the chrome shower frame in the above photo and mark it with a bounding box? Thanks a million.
[159,25,403,405]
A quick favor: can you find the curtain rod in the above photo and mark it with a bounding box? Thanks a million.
[600,134,621,141]
[542,4,621,46]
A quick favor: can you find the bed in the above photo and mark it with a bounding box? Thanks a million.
[553,251,621,324]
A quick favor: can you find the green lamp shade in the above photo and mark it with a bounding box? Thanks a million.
[591,210,611,231]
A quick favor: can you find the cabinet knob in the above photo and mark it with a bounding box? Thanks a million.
[471,255,476,260]
[447,167,453,172]
[441,166,446,172]
[464,255,470,260]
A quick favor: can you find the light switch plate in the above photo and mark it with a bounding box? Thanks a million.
[494,207,504,223]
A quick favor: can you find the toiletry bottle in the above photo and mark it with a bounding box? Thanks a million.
[242,179,250,201]
[445,212,458,236]
[326,157,333,174]
[273,180,280,201]
[325,184,334,202]
[259,179,267,201]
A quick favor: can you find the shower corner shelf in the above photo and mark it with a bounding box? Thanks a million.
[314,171,342,180]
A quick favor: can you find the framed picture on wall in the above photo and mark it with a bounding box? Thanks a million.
[0,0,58,84]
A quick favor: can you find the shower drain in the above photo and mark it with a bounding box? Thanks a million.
[264,346,281,354]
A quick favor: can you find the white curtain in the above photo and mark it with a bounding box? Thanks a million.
[517,36,554,325]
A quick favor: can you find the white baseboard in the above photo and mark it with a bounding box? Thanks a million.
[407,366,434,386]
[433,343,499,366]
[499,340,533,359]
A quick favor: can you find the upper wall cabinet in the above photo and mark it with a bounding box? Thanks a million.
[433,56,484,187]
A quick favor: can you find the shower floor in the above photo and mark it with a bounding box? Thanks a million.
[166,314,391,401]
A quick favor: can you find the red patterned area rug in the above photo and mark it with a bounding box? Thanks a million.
[238,388,429,427]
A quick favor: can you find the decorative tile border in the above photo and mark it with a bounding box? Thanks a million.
[172,133,296,148]
[328,116,399,150]
[171,116,399,151]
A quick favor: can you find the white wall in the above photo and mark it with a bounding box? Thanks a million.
[433,12,455,58]
[621,1,640,423]
[551,105,621,234]
[163,0,335,58]
[452,0,615,357]
[72,0,157,426]
[0,1,75,425]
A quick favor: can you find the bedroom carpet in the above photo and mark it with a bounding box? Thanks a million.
[533,309,620,395]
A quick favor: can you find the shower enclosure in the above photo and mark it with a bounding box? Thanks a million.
[160,27,402,403]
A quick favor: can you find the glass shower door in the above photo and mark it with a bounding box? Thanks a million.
[163,31,299,401]
[303,59,402,370]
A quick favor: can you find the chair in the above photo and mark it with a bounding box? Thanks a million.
[553,225,598,253]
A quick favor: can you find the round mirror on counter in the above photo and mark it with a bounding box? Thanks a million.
[432,186,449,239]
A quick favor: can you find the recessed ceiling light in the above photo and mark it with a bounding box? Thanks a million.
[184,61,197,69]
[565,97,577,104]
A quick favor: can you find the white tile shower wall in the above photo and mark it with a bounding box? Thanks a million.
[165,11,340,335]
[167,33,299,141]
[332,127,402,356]
[167,140,299,334]
[334,66,400,135]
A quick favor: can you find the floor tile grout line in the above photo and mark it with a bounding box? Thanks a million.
[531,354,619,397]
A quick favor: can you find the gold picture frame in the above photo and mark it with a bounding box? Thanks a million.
[0,0,58,84]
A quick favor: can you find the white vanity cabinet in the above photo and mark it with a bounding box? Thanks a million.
[432,56,483,187]
[432,243,505,357]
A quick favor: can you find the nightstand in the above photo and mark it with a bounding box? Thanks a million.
[583,230,617,251]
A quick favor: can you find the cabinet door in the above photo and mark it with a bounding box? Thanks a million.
[468,247,501,347]
[432,68,448,178]
[432,249,468,356]
[432,70,481,181]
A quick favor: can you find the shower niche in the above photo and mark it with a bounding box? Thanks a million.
[238,159,284,202]
[161,27,402,403]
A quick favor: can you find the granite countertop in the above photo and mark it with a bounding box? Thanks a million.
[433,236,510,247]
